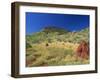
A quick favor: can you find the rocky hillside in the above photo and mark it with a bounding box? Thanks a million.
[26,26,89,48]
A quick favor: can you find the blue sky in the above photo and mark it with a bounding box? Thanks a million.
[26,12,89,34]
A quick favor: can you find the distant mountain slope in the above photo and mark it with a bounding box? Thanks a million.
[26,26,89,46]
[43,26,69,34]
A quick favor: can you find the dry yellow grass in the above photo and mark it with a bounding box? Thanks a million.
[26,41,89,67]
[31,41,79,51]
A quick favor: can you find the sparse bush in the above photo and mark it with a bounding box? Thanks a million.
[26,27,89,67]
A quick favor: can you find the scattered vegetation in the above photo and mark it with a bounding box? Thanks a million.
[26,26,89,67]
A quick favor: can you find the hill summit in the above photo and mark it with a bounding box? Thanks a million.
[26,26,89,44]
[43,26,69,34]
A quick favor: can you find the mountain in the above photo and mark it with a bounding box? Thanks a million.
[26,26,89,46]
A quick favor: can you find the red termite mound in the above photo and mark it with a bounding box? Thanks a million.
[76,41,89,59]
